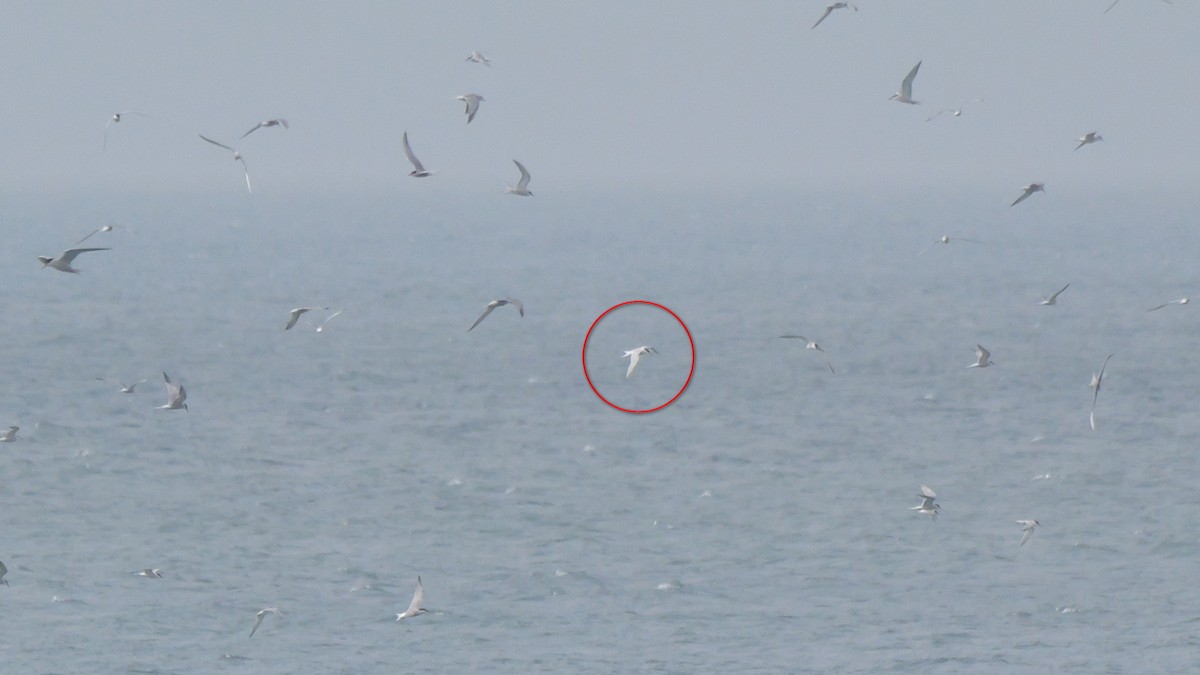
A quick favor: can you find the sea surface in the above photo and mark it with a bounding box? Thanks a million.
[2,188,1200,673]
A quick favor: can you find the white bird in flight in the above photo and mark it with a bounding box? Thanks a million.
[1147,297,1188,312]
[1010,183,1044,207]
[889,61,922,104]
[314,309,344,333]
[0,426,18,442]
[918,235,983,256]
[779,335,835,374]
[505,160,533,196]
[1090,353,1113,431]
[465,51,491,65]
[468,298,525,332]
[157,372,188,412]
[119,379,148,393]
[38,248,110,274]
[623,346,657,379]
[925,98,983,122]
[104,111,149,149]
[402,131,435,177]
[396,576,427,620]
[1075,132,1103,150]
[910,485,940,519]
[199,135,253,194]
[456,94,484,124]
[241,118,289,139]
[1017,519,1040,547]
[131,568,163,578]
[969,344,993,368]
[75,223,130,245]
[1040,283,1070,306]
[250,607,282,637]
[285,306,327,330]
[811,2,856,29]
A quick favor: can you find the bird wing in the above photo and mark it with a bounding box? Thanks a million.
[976,345,990,361]
[1091,354,1113,412]
[507,298,525,316]
[241,123,265,138]
[1010,188,1032,207]
[406,577,424,615]
[779,335,810,342]
[468,305,497,332]
[1020,527,1034,547]
[919,485,936,499]
[285,308,306,330]
[75,227,105,245]
[199,135,235,152]
[237,157,253,194]
[901,61,921,98]
[58,248,110,264]
[464,96,480,123]
[249,613,265,637]
[402,132,425,172]
[1147,302,1170,312]
[513,160,531,190]
[1049,283,1070,302]
[811,6,834,28]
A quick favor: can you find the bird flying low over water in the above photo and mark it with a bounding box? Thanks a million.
[811,2,856,29]
[157,372,188,411]
[456,94,484,124]
[131,568,163,578]
[468,298,525,332]
[402,131,435,177]
[466,51,491,65]
[396,577,427,620]
[1090,354,1113,431]
[119,379,148,393]
[250,607,281,637]
[969,344,993,368]
[1010,183,1044,207]
[918,235,983,256]
[38,248,110,273]
[1041,283,1070,306]
[242,118,288,138]
[623,346,657,378]
[0,426,18,442]
[779,335,836,373]
[1017,519,1040,547]
[1147,297,1188,312]
[505,160,533,196]
[1075,132,1103,150]
[199,135,253,194]
[911,485,940,519]
[889,61,922,104]
[925,99,983,122]
[285,307,327,330]
[104,111,149,149]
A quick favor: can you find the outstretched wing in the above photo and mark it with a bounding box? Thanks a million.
[513,160,531,190]
[402,132,425,172]
[901,61,921,98]
[199,134,235,152]
[468,304,497,332]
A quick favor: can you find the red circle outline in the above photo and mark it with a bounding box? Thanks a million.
[581,300,695,413]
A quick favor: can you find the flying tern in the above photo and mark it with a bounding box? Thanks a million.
[468,298,524,332]
[1017,519,1040,547]
[250,607,281,637]
[402,131,435,177]
[396,576,427,620]
[918,235,983,256]
[199,135,253,194]
[1010,183,1044,207]
[456,94,484,124]
[969,344,993,368]
[1148,297,1188,312]
[925,98,983,122]
[131,568,163,578]
[1075,132,1103,150]
[314,309,343,333]
[623,346,657,379]
[505,160,533,196]
[0,426,18,442]
[889,61,922,104]
[1090,353,1113,431]
[466,51,491,65]
[241,118,289,138]
[811,2,856,29]
[285,306,327,330]
[119,379,148,393]
[104,111,149,149]
[779,335,835,373]
[157,372,188,411]
[1040,283,1070,306]
[38,248,110,273]
[910,485,940,519]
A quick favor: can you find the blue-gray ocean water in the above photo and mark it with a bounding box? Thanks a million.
[3,188,1200,673]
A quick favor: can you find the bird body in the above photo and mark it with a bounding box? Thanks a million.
[505,160,533,196]
[890,61,922,104]
[157,372,188,411]
[38,248,110,273]
[466,51,491,65]
[623,346,657,378]
[396,577,427,620]
[1075,131,1103,150]
[911,485,940,519]
[402,131,435,177]
[1017,519,1040,547]
[456,94,483,124]
[969,344,993,368]
[0,426,18,442]
[468,298,525,332]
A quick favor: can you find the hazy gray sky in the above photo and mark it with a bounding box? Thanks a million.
[2,1,1196,196]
